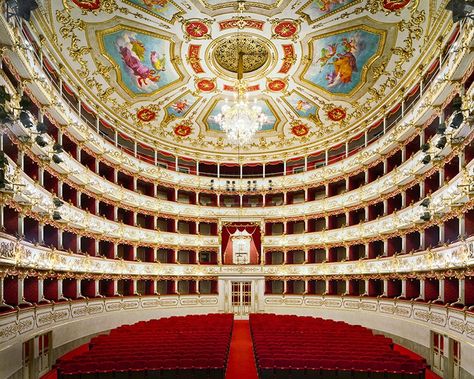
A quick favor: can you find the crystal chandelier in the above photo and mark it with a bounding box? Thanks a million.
[215,49,268,146]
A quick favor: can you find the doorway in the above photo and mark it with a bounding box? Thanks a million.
[231,281,252,318]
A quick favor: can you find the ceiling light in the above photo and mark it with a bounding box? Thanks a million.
[214,38,267,146]
[420,212,431,221]
[36,122,47,134]
[215,87,267,146]
[53,143,63,153]
[20,111,33,128]
[436,136,447,149]
[35,135,48,147]
[52,154,63,164]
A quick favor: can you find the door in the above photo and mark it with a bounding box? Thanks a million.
[432,332,445,375]
[22,340,33,379]
[451,339,461,379]
[231,281,252,318]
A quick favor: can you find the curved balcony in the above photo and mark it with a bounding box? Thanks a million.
[2,152,472,249]
[1,233,472,277]
[2,160,219,249]
[263,161,474,248]
[6,106,473,220]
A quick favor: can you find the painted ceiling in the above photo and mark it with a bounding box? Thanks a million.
[32,0,445,162]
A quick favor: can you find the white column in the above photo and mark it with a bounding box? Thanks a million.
[38,278,46,302]
[76,279,84,299]
[383,240,388,257]
[400,192,408,211]
[57,279,66,300]
[458,279,465,304]
[94,280,101,297]
[459,214,465,238]
[18,214,24,238]
[39,223,44,244]
[132,246,137,261]
[18,277,29,305]
[418,280,426,301]
[401,280,407,298]
[439,279,445,302]
[439,224,445,244]
[363,280,369,296]
[132,279,138,295]
[173,249,178,263]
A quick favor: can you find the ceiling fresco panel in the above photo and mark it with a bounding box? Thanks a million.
[303,26,384,96]
[32,0,437,161]
[94,24,184,98]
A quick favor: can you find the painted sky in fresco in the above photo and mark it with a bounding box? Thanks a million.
[102,29,179,95]
[286,92,319,119]
[207,100,276,132]
[304,28,381,95]
[166,93,198,119]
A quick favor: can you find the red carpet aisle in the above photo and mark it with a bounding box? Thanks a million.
[226,320,259,379]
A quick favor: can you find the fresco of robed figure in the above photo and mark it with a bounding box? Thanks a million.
[101,28,180,96]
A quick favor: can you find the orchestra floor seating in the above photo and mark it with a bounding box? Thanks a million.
[250,314,427,379]
[57,314,233,379]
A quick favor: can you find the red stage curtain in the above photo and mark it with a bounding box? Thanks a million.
[222,224,260,265]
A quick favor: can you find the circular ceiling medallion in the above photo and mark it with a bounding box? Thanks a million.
[174,123,192,137]
[267,79,287,92]
[137,108,156,122]
[291,122,309,137]
[196,78,216,92]
[273,21,299,39]
[207,33,277,80]
[327,107,347,122]
[214,35,269,73]
[185,21,210,39]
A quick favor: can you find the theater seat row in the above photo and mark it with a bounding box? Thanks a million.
[57,314,233,379]
[250,314,426,379]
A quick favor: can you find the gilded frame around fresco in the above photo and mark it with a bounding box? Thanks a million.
[300,24,387,98]
[95,23,185,99]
